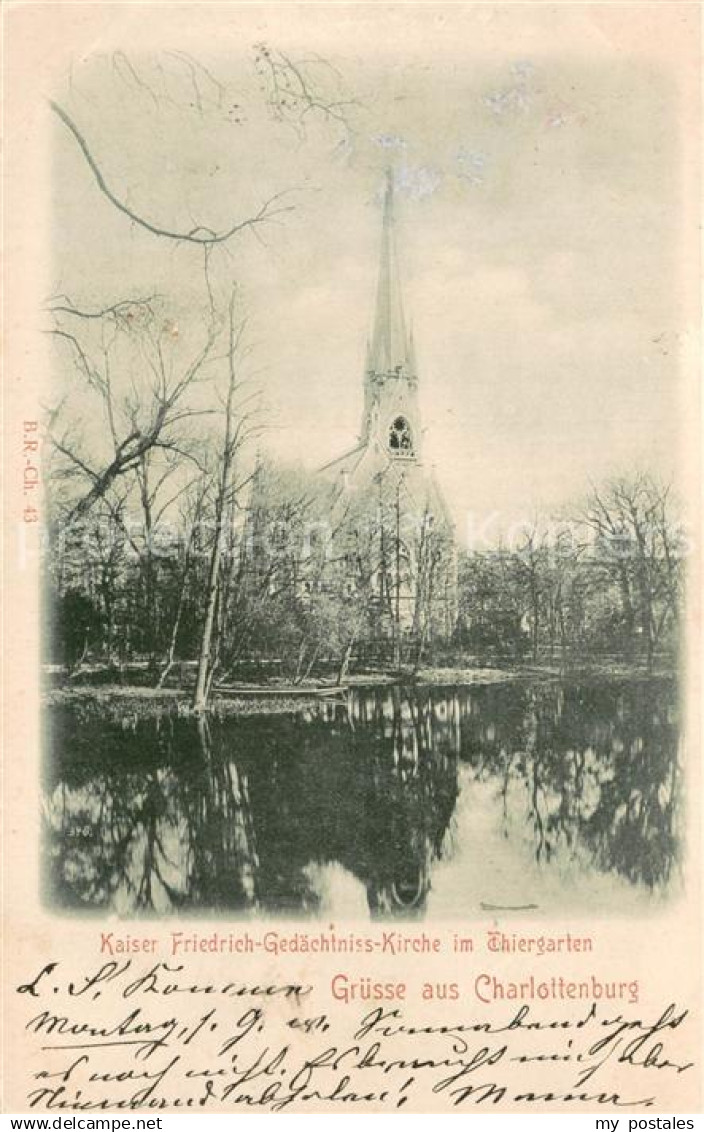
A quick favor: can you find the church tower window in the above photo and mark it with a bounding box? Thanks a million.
[389,415,414,456]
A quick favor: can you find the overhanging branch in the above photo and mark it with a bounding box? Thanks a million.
[51,99,298,246]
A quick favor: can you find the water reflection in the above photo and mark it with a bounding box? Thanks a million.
[43,679,681,918]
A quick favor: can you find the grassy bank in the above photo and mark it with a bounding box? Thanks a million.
[42,684,340,718]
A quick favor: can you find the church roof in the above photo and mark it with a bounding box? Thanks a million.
[318,443,366,476]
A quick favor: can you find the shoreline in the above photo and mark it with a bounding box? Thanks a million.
[43,661,678,718]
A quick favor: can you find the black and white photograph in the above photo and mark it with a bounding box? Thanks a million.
[40,12,691,924]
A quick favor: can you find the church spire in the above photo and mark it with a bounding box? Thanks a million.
[368,170,412,376]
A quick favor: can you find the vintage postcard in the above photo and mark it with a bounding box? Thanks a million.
[2,0,702,1115]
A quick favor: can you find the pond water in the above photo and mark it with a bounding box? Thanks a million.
[42,678,682,920]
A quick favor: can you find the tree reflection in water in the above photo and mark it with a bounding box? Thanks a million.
[43,678,680,917]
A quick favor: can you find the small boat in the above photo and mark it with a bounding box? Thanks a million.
[213,682,348,699]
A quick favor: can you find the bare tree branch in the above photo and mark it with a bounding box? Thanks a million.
[51,99,299,246]
[47,296,157,322]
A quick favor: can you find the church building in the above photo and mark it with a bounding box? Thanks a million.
[319,172,457,659]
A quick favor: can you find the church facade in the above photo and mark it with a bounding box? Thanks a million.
[318,173,457,662]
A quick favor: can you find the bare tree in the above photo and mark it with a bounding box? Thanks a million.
[577,471,683,666]
[46,47,359,699]
[156,478,210,687]
[193,290,258,711]
[48,296,218,523]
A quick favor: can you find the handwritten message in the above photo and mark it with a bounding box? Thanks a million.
[14,945,696,1113]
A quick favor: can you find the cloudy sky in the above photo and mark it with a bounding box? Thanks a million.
[43,3,698,541]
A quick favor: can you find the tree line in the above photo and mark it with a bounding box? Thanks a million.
[46,457,684,690]
[457,472,684,668]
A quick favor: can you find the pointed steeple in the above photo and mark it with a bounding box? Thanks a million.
[407,324,418,378]
[368,170,412,376]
